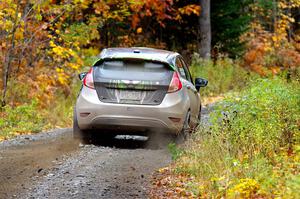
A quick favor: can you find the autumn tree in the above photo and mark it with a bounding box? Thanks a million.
[0,0,202,108]
[0,0,49,106]
[243,0,300,75]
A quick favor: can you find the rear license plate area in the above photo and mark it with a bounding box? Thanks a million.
[119,90,143,101]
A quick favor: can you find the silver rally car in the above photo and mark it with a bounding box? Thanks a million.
[74,47,208,140]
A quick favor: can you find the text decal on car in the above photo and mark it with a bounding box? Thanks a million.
[106,79,156,90]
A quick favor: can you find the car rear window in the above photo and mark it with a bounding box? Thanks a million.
[102,60,165,70]
[94,60,172,81]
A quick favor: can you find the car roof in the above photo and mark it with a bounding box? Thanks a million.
[98,47,178,65]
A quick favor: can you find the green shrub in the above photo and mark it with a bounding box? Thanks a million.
[173,78,300,198]
[0,101,47,139]
[0,80,81,140]
[168,143,184,160]
[211,78,300,157]
[190,55,255,97]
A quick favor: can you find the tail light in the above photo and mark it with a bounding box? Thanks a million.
[167,72,182,93]
[83,67,95,89]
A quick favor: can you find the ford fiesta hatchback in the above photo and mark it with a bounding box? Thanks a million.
[74,47,208,141]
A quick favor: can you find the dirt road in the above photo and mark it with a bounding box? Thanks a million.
[0,105,212,199]
[0,129,171,199]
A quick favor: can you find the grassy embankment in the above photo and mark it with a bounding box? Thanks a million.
[0,52,100,141]
[155,58,300,198]
[0,66,95,141]
[189,56,253,98]
[0,82,80,140]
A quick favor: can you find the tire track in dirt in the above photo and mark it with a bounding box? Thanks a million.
[0,129,171,198]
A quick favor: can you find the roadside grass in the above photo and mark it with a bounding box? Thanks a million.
[43,81,81,128]
[0,101,47,140]
[190,55,256,97]
[0,55,95,141]
[0,82,81,141]
[167,77,300,198]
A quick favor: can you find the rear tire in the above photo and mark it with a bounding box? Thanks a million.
[176,111,191,143]
[195,106,202,130]
[73,111,90,143]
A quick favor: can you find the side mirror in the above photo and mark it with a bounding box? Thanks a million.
[78,72,87,81]
[195,77,208,91]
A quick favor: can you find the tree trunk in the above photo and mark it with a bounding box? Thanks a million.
[1,1,20,107]
[199,0,211,59]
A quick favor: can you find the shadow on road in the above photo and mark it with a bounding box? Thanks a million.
[83,132,174,150]
[85,135,148,149]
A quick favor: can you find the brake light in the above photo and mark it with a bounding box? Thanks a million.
[83,67,95,89]
[167,72,182,93]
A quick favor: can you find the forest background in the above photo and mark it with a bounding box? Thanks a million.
[0,1,299,197]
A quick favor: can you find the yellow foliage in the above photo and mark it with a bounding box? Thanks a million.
[243,0,300,75]
[227,178,260,198]
[178,4,200,16]
[136,27,142,34]
[48,38,83,86]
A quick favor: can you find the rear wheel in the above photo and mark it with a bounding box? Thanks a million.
[176,111,191,143]
[196,106,202,129]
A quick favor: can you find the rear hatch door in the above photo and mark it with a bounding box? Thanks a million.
[93,59,173,105]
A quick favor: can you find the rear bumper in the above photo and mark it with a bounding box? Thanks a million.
[76,86,189,134]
